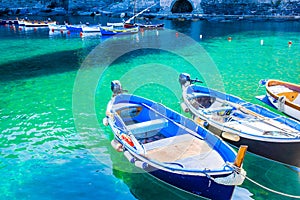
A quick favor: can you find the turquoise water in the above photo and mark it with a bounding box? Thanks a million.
[1,18,300,200]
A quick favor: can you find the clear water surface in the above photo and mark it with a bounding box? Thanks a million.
[0,16,299,200]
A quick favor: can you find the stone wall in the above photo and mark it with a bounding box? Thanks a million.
[0,0,299,16]
[200,0,300,15]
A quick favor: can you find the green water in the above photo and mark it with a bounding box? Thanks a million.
[0,19,300,199]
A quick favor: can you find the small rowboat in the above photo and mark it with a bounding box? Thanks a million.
[124,22,164,29]
[22,20,56,27]
[48,24,67,31]
[81,25,100,33]
[258,79,300,121]
[100,26,139,35]
[66,25,83,32]
[104,80,247,200]
[179,73,300,168]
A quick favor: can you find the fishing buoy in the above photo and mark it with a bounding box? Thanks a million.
[67,30,70,35]
[135,160,148,169]
[80,32,83,37]
[200,34,203,39]
[227,37,232,42]
[19,27,22,31]
[111,139,123,152]
[140,28,144,32]
[52,28,54,32]
[288,41,292,47]
[34,28,37,31]
[102,117,109,126]
[176,32,179,38]
[260,39,264,46]
[124,151,135,163]
[221,132,240,142]
[180,102,189,113]
[60,29,63,34]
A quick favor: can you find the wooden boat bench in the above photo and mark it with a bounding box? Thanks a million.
[127,118,168,138]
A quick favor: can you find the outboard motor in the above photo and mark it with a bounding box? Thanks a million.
[111,80,123,96]
[179,73,191,87]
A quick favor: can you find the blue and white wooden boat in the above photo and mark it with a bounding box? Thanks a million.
[81,25,100,33]
[257,79,300,121]
[100,26,139,36]
[66,25,83,32]
[48,24,67,31]
[104,80,246,200]
[179,73,300,168]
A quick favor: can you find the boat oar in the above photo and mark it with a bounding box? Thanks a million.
[225,101,299,136]
[234,145,248,168]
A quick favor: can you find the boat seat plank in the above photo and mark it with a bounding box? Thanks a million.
[278,91,299,102]
[127,118,168,136]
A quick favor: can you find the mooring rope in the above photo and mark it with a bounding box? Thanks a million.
[245,176,300,199]
[222,162,300,198]
[244,175,300,199]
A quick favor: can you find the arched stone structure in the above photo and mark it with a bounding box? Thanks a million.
[171,0,193,13]
[160,0,202,13]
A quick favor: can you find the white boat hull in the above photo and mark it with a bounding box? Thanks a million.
[266,79,300,121]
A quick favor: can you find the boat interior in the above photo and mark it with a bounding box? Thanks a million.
[113,102,229,170]
[268,84,300,104]
[186,93,299,138]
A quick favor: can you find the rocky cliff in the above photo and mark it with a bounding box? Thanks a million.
[0,0,299,17]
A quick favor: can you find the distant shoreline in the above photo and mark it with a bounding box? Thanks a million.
[143,13,300,22]
[1,10,300,23]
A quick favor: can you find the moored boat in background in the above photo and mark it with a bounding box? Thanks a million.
[100,26,139,35]
[21,20,57,27]
[179,73,300,168]
[257,79,300,121]
[104,80,247,200]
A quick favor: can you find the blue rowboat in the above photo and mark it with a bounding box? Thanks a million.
[104,80,246,200]
[179,73,300,168]
[66,25,83,32]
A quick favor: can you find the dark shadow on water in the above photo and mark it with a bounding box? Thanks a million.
[165,20,300,40]
[0,49,81,82]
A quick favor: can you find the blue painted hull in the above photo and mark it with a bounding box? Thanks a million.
[66,25,83,32]
[149,167,234,200]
